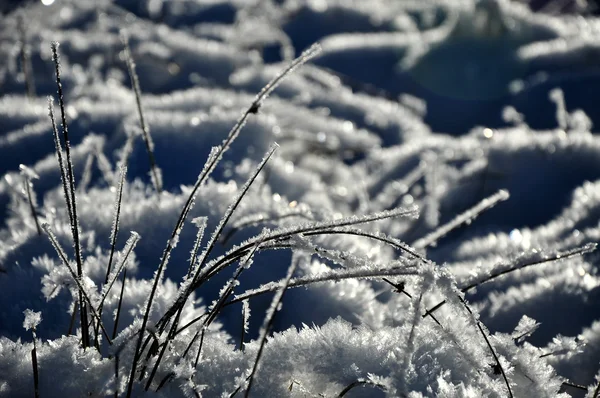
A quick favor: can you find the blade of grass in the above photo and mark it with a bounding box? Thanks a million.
[125,45,321,397]
[41,223,113,345]
[19,164,41,235]
[422,243,597,318]
[112,268,127,340]
[51,42,89,348]
[18,15,35,99]
[241,249,300,398]
[121,32,162,194]
[413,189,509,249]
[337,379,386,397]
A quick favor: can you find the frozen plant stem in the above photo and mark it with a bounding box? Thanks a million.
[422,243,597,318]
[18,15,35,99]
[19,165,41,235]
[459,296,513,398]
[121,33,162,195]
[144,149,275,391]
[241,251,300,398]
[413,189,509,249]
[337,379,386,397]
[126,44,320,398]
[105,165,128,284]
[50,42,89,348]
[41,223,113,345]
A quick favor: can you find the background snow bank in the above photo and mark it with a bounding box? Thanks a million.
[1,0,600,396]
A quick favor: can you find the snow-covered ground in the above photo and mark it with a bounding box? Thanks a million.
[1,0,600,396]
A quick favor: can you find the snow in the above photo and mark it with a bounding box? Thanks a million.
[1,0,600,396]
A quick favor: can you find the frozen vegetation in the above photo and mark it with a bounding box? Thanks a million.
[1,0,600,396]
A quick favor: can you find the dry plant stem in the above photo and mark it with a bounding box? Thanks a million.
[242,252,299,398]
[51,42,89,348]
[121,33,161,194]
[125,45,320,398]
[112,268,127,340]
[158,207,419,334]
[144,154,275,390]
[459,296,513,398]
[105,165,128,284]
[560,381,587,391]
[422,243,596,318]
[337,379,386,397]
[94,231,139,347]
[221,212,314,245]
[48,99,73,225]
[18,15,35,99]
[187,218,207,277]
[240,300,248,351]
[31,333,40,398]
[22,173,41,235]
[203,209,421,282]
[413,189,509,249]
[42,223,113,344]
[227,266,418,307]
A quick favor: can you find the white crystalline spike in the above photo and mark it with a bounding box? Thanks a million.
[242,299,251,333]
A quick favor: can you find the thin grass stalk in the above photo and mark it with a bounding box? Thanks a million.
[144,311,182,390]
[413,189,509,249]
[126,46,321,397]
[19,165,41,235]
[105,165,128,284]
[31,333,40,398]
[202,217,422,284]
[187,217,207,277]
[94,166,130,346]
[337,379,386,397]
[94,231,139,347]
[241,253,299,398]
[227,265,418,307]
[221,211,313,245]
[51,42,89,348]
[164,220,422,336]
[48,99,73,224]
[112,268,127,340]
[423,242,597,318]
[41,223,113,344]
[193,328,206,368]
[459,295,513,398]
[144,158,274,390]
[180,315,208,358]
[18,15,35,99]
[79,153,94,192]
[158,144,278,337]
[98,232,140,313]
[121,33,162,194]
[240,300,249,352]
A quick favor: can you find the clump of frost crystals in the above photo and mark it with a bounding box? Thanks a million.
[23,309,41,331]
